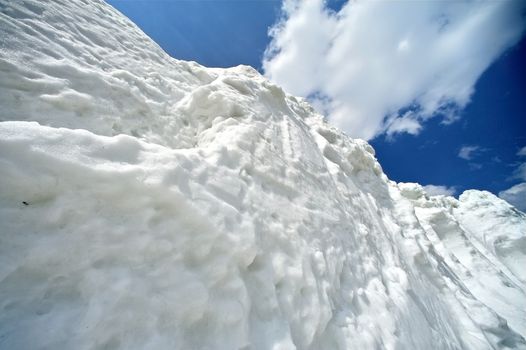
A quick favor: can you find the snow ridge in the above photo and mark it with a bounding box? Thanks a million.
[0,1,525,349]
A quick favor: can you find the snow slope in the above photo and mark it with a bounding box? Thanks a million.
[0,0,525,349]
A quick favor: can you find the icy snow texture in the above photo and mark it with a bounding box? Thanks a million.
[0,1,525,349]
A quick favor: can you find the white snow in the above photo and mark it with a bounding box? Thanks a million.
[0,1,525,349]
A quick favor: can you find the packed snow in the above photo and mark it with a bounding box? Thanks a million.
[0,0,525,349]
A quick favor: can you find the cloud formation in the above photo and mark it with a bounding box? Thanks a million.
[499,183,526,212]
[513,162,526,181]
[263,0,526,140]
[499,146,526,211]
[423,185,457,197]
[458,145,480,160]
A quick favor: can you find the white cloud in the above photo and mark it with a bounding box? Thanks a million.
[507,147,526,182]
[423,184,457,197]
[498,148,526,211]
[458,145,479,160]
[263,0,526,140]
[468,163,483,171]
[385,112,422,137]
[513,162,526,181]
[499,182,526,212]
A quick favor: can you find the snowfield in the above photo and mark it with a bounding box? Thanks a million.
[1,0,525,349]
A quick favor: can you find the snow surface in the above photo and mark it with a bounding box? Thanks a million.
[0,1,525,349]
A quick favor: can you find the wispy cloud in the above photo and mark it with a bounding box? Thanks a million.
[499,183,526,212]
[512,162,526,181]
[423,184,457,197]
[498,146,526,211]
[510,146,526,181]
[458,145,479,160]
[468,163,483,171]
[263,0,526,140]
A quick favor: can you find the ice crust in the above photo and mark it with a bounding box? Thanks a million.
[0,1,525,349]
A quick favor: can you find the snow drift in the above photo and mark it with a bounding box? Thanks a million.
[0,0,525,349]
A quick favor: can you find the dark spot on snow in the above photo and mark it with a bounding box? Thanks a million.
[22,201,29,206]
[502,280,513,288]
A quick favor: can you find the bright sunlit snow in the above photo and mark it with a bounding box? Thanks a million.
[0,1,525,349]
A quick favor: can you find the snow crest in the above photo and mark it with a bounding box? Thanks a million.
[0,1,525,349]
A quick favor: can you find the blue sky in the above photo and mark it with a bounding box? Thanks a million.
[107,0,280,69]
[108,0,526,207]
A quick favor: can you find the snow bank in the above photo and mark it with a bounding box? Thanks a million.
[1,1,525,349]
